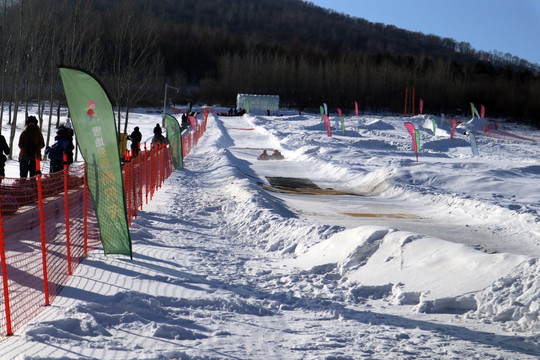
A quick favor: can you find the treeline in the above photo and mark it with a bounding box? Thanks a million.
[0,0,162,156]
[0,0,539,153]
[201,50,540,123]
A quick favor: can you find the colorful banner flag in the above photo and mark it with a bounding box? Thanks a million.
[323,103,328,115]
[419,99,424,115]
[188,115,197,130]
[415,129,421,151]
[470,102,480,119]
[323,114,332,137]
[468,132,479,156]
[480,105,485,119]
[58,66,132,256]
[430,117,437,135]
[440,113,445,128]
[354,101,358,117]
[320,105,325,123]
[451,119,457,139]
[404,122,418,161]
[338,108,345,135]
[165,114,183,169]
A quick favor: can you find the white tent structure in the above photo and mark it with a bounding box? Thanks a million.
[236,94,279,112]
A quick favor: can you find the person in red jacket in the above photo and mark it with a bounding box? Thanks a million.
[18,115,45,178]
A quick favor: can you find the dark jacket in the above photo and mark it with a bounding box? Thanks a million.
[129,129,142,148]
[46,138,68,162]
[18,123,45,159]
[0,135,10,163]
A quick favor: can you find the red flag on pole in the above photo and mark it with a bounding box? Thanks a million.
[404,122,418,161]
[323,114,332,137]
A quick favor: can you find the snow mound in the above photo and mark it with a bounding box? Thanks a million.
[288,226,531,318]
[473,258,540,333]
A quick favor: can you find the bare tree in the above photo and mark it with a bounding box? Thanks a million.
[8,0,27,159]
[109,0,162,137]
[0,0,13,132]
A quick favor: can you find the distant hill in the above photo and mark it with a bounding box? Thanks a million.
[2,0,538,127]
[131,0,538,125]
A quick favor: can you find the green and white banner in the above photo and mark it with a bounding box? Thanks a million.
[59,66,132,257]
[165,113,183,169]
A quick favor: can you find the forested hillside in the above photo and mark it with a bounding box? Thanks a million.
[1,0,539,132]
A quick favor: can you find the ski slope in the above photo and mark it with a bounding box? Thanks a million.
[0,109,538,359]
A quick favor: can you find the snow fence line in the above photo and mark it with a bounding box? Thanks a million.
[0,116,211,341]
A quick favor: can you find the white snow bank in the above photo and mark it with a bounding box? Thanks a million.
[286,225,530,313]
[473,258,540,333]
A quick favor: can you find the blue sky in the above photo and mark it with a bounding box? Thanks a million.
[307,0,540,66]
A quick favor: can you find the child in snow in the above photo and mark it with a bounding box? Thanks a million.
[271,150,284,160]
[45,127,69,173]
[257,150,269,160]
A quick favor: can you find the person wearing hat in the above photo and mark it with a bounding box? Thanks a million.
[45,127,69,173]
[127,126,142,157]
[151,123,169,146]
[18,115,45,177]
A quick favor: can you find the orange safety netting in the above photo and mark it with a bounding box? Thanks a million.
[182,111,208,158]
[0,164,101,337]
[0,112,208,340]
[123,144,173,224]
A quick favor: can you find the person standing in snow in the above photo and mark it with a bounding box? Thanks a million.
[45,127,69,173]
[127,126,142,157]
[18,115,45,178]
[0,133,10,177]
[152,123,169,146]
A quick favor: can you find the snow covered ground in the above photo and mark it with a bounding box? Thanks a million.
[0,108,539,359]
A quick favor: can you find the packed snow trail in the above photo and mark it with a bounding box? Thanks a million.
[0,112,538,359]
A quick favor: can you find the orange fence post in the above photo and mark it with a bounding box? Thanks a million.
[36,157,50,306]
[150,144,155,200]
[63,153,72,275]
[124,151,132,225]
[160,145,165,188]
[131,150,137,219]
[137,151,144,210]
[144,144,149,205]
[0,192,13,336]
[403,87,408,117]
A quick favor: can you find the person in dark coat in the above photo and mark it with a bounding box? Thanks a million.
[18,115,45,178]
[181,112,190,131]
[127,126,142,156]
[45,127,69,173]
[271,150,284,160]
[0,134,10,177]
[151,123,169,146]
